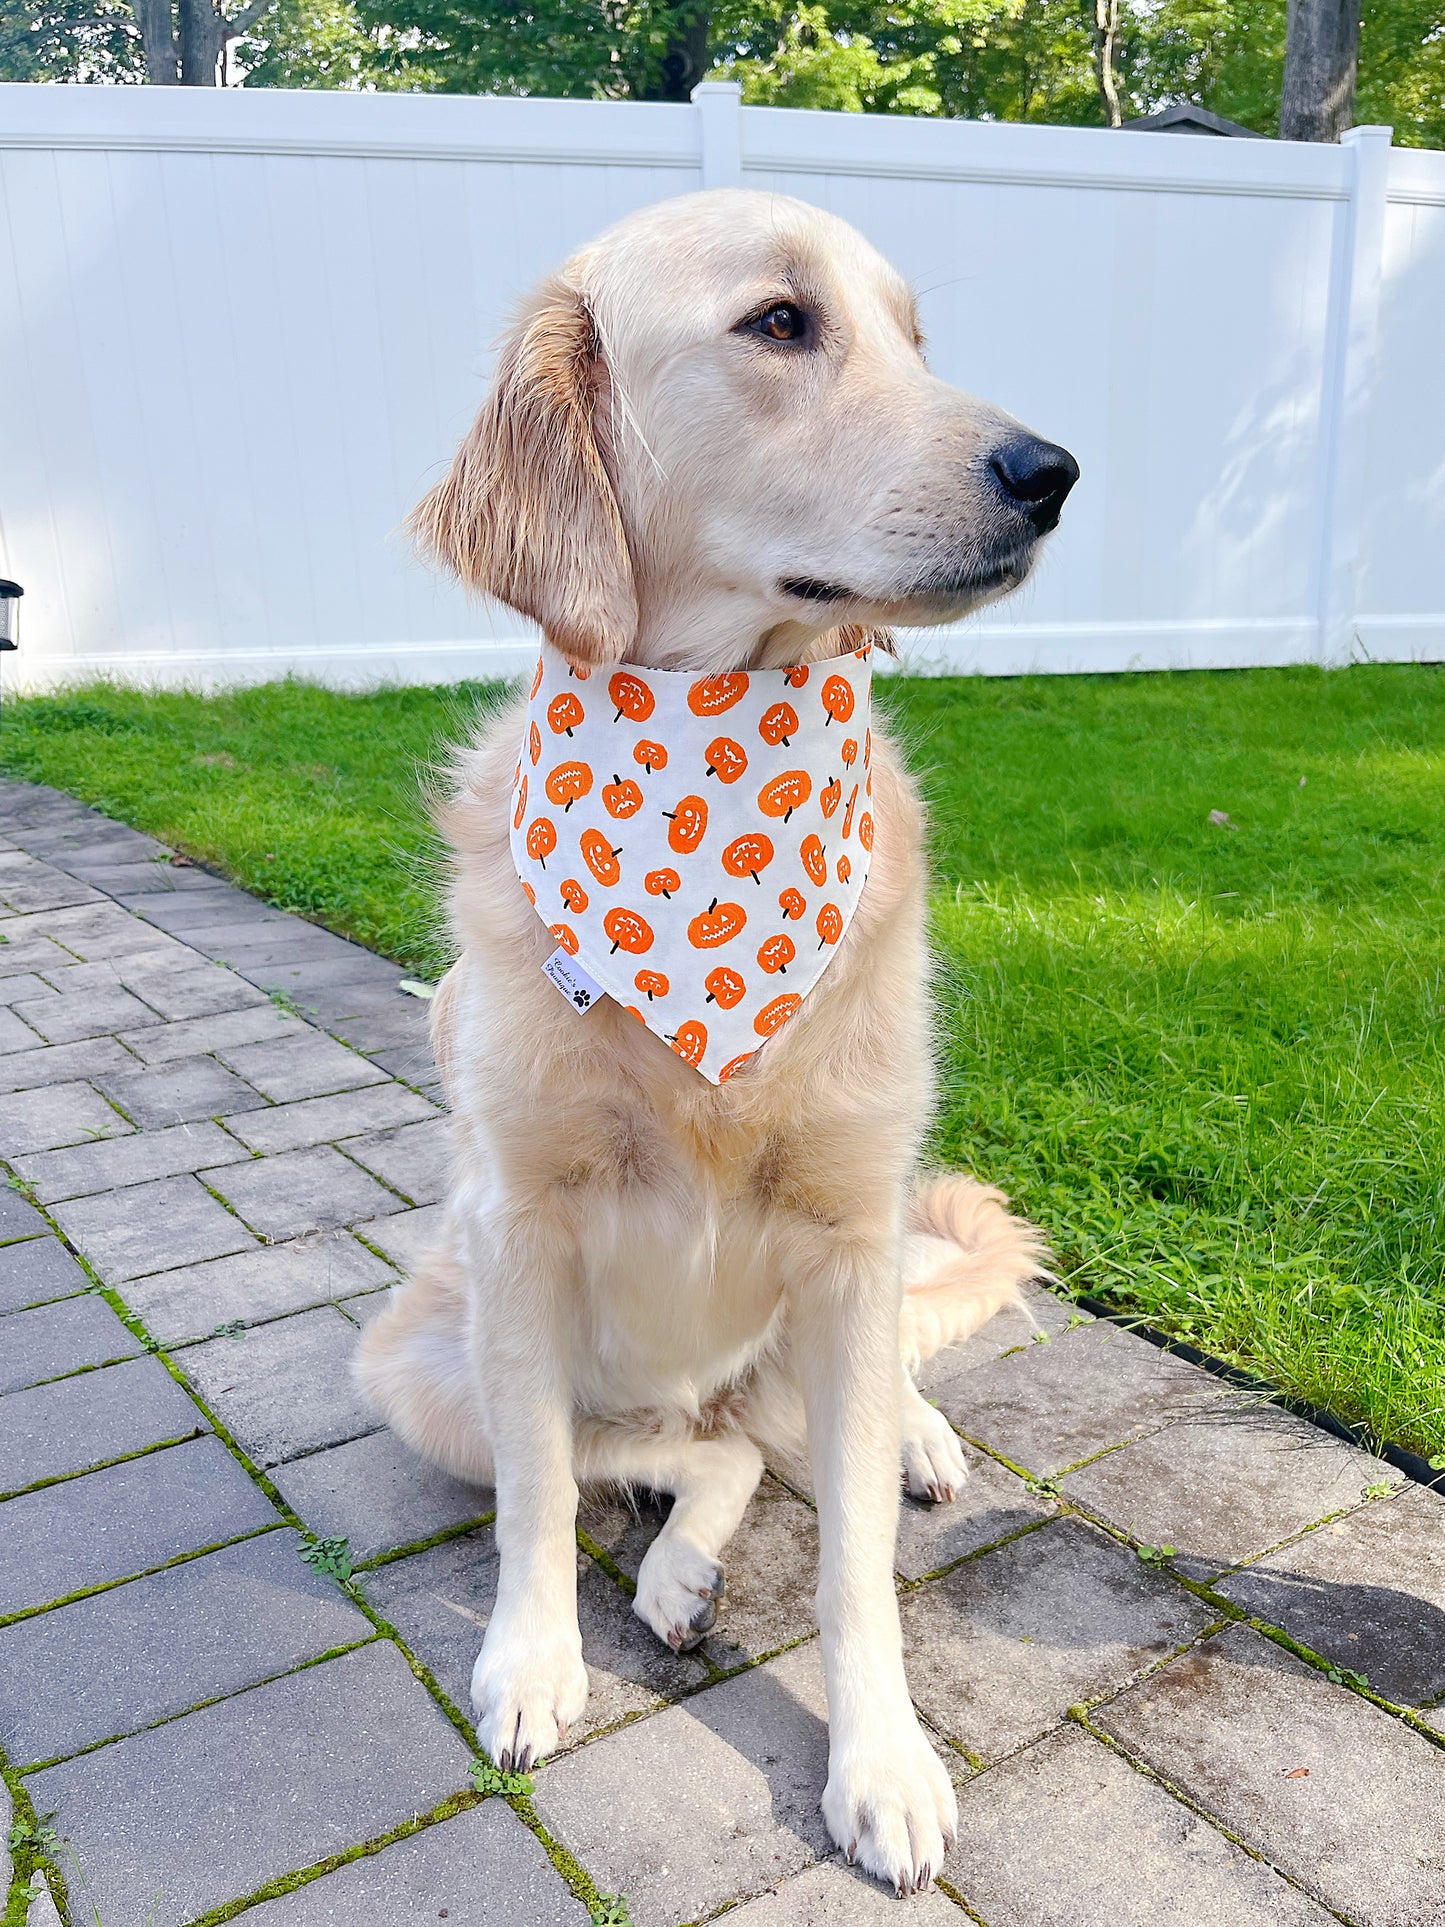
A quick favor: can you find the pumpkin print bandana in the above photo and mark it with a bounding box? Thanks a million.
[512,643,875,1084]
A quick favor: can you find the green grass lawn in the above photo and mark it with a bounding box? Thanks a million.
[3,666,1443,1460]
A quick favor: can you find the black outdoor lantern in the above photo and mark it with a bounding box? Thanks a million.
[0,579,19,653]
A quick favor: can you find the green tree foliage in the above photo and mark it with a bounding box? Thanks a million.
[2,0,1442,148]
[0,0,143,79]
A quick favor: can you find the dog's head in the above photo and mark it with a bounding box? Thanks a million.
[412,189,1078,670]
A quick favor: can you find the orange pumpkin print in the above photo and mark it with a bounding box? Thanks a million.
[858,811,874,852]
[704,966,746,1010]
[800,834,827,888]
[525,817,557,868]
[778,887,806,921]
[664,794,708,855]
[758,701,799,748]
[669,1020,709,1067]
[842,783,859,838]
[625,1004,646,1022]
[634,739,668,774]
[722,832,774,885]
[840,736,858,769]
[687,898,747,949]
[783,665,809,689]
[719,1051,754,1080]
[529,721,543,765]
[820,776,842,819]
[569,662,592,679]
[757,770,812,823]
[757,932,795,974]
[549,922,579,955]
[837,853,852,884]
[816,902,844,948]
[603,906,654,955]
[609,670,655,723]
[603,773,644,820]
[530,658,545,699]
[754,993,802,1037]
[520,880,536,906]
[545,761,593,811]
[705,736,749,785]
[547,691,584,737]
[821,675,854,726]
[512,773,529,830]
[687,673,748,717]
[559,878,589,913]
[634,968,669,1000]
[645,867,681,899]
[864,727,871,765]
[579,828,622,887]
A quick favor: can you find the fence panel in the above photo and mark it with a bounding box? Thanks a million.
[1,82,1441,689]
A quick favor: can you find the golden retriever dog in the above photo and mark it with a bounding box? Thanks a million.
[358,188,1076,1896]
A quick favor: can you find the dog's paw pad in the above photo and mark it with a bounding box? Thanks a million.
[823,1720,957,1897]
[901,1401,968,1506]
[634,1536,726,1652]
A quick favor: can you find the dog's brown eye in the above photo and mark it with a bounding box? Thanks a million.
[744,303,810,344]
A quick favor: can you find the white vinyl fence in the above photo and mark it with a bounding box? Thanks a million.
[1,81,1442,690]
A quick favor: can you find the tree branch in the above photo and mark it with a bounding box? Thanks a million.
[224,0,276,37]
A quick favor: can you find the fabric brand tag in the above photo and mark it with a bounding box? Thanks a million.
[541,946,604,1014]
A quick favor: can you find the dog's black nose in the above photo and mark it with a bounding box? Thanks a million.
[989,437,1080,531]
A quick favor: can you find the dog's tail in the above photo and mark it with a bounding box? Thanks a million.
[898,1174,1052,1374]
[352,1232,495,1485]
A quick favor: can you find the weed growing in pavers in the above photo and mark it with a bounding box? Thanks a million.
[590,1895,634,1926]
[211,1320,247,1339]
[1362,1479,1394,1498]
[1136,1543,1178,1567]
[7,1816,60,1859]
[299,1535,354,1582]
[267,989,315,1021]
[468,1757,534,1798]
[1327,1666,1371,1691]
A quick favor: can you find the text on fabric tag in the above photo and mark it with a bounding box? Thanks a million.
[542,947,604,1014]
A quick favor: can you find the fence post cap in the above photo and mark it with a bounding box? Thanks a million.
[1342,125,1393,145]
[691,81,743,102]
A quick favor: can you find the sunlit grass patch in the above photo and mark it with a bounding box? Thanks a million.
[4,662,1442,1455]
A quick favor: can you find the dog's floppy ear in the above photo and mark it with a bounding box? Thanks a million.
[409,277,637,665]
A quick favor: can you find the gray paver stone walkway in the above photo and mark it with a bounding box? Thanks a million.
[2,776,1443,1927]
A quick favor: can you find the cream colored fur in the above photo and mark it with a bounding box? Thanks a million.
[356,188,1064,1899]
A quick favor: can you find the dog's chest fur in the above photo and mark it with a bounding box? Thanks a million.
[434,695,934,1419]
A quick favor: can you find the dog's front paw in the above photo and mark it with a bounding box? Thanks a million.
[634,1533,725,1651]
[823,1716,958,1897]
[901,1398,968,1505]
[470,1621,589,1772]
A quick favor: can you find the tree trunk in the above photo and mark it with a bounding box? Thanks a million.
[637,0,710,101]
[134,0,180,82]
[1094,0,1123,128]
[1280,0,1360,141]
[178,0,225,82]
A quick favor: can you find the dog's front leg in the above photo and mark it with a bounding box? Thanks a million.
[791,1232,958,1896]
[467,1207,588,1772]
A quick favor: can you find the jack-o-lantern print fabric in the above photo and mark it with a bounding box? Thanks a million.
[512,643,876,1084]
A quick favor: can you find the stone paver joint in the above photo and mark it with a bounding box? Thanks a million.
[2,776,1442,1927]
